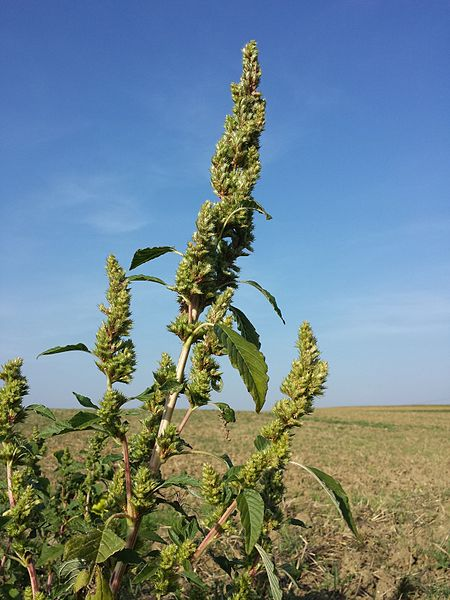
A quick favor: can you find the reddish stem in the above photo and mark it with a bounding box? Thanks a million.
[26,558,39,599]
[193,499,237,561]
[6,461,15,508]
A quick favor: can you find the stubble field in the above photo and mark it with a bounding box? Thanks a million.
[31,405,450,599]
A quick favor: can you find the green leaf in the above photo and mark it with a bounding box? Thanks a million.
[129,246,176,270]
[214,402,236,424]
[229,305,261,349]
[133,562,159,584]
[112,548,143,564]
[73,569,90,592]
[291,462,359,538]
[237,489,265,554]
[36,543,64,566]
[41,419,73,438]
[214,324,268,412]
[254,543,282,600]
[64,527,125,564]
[288,517,307,528]
[240,280,285,324]
[157,473,200,490]
[254,434,270,451]
[86,566,113,600]
[245,198,272,220]
[59,559,85,591]
[26,404,57,421]
[128,274,167,285]
[73,392,98,410]
[69,411,100,430]
[37,343,90,358]
[182,562,208,589]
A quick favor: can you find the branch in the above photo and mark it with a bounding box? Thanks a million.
[192,499,237,561]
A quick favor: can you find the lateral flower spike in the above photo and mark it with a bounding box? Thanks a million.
[175,41,266,317]
[0,358,29,438]
[93,255,136,386]
[262,322,328,442]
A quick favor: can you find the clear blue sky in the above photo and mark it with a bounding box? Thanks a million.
[1,1,449,410]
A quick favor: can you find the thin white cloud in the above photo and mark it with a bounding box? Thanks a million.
[40,174,150,234]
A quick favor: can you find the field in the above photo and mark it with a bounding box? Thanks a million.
[31,405,449,599]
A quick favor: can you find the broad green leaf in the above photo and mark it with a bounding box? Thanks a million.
[41,419,73,438]
[229,305,261,349]
[291,462,359,538]
[59,559,85,591]
[69,411,100,430]
[157,473,200,490]
[214,402,236,424]
[112,548,143,564]
[73,392,98,410]
[237,489,265,554]
[96,528,126,563]
[64,527,125,564]
[26,404,57,421]
[36,543,64,566]
[159,379,184,394]
[240,280,285,324]
[128,274,167,285]
[254,434,270,451]
[37,343,90,358]
[129,246,176,270]
[73,569,90,592]
[86,566,113,600]
[214,324,268,412]
[254,543,282,600]
[133,562,159,584]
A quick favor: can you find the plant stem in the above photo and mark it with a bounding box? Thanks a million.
[6,460,15,508]
[121,435,135,519]
[192,499,237,561]
[177,406,196,434]
[109,516,141,596]
[149,336,193,472]
[26,557,39,599]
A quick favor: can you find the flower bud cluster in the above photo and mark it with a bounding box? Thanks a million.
[175,42,265,315]
[0,358,28,438]
[132,465,159,513]
[94,255,136,385]
[153,540,196,598]
[157,424,185,462]
[201,463,224,506]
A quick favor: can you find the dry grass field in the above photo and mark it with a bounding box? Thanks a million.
[29,405,450,599]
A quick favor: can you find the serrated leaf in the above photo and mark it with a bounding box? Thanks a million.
[240,280,285,324]
[36,543,64,566]
[69,411,100,430]
[26,404,57,421]
[214,402,236,424]
[73,392,98,410]
[129,246,176,270]
[237,489,265,554]
[37,343,90,358]
[229,305,261,349]
[128,274,167,285]
[291,462,359,538]
[254,543,282,600]
[254,435,270,451]
[214,324,268,412]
